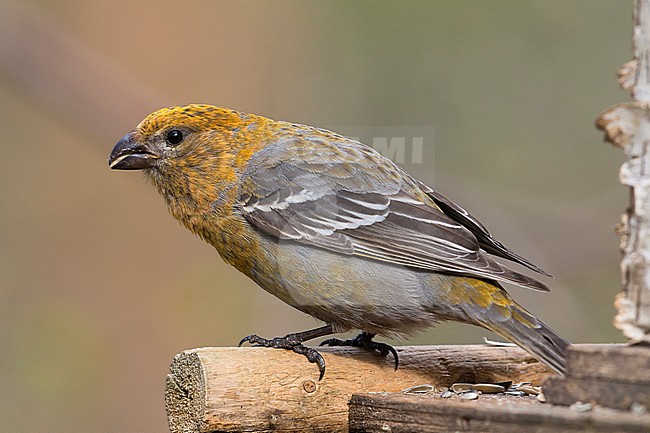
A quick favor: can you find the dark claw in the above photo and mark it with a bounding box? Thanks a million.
[375,342,399,370]
[320,332,399,370]
[292,344,326,381]
[239,334,268,347]
[239,333,327,380]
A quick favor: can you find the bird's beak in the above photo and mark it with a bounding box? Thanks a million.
[109,132,159,170]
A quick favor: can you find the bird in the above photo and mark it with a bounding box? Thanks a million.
[109,104,569,380]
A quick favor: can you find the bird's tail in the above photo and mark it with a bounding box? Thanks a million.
[483,302,570,375]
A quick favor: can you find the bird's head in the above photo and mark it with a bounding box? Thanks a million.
[109,104,246,172]
[109,104,266,223]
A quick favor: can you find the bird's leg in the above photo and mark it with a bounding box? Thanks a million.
[239,324,334,380]
[320,331,399,370]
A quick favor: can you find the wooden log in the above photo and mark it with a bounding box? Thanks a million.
[348,393,650,433]
[164,345,553,433]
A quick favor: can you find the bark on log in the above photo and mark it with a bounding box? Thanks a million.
[597,0,650,343]
[165,345,553,433]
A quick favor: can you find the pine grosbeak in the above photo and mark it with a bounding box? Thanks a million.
[109,104,569,379]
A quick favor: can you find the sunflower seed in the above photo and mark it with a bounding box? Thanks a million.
[483,337,517,347]
[570,401,593,412]
[402,384,435,394]
[451,383,473,393]
[471,383,506,394]
[517,385,541,396]
[460,391,479,400]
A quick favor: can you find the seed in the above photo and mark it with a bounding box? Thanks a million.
[570,401,593,412]
[460,391,479,400]
[517,385,541,396]
[471,383,506,394]
[402,384,435,394]
[451,383,473,393]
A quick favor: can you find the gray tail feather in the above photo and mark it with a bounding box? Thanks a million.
[487,313,570,375]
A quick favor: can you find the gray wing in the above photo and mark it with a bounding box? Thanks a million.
[421,185,552,277]
[237,134,550,292]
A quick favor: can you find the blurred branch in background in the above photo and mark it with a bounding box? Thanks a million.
[0,1,165,141]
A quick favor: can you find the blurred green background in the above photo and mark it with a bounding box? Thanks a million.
[0,1,632,431]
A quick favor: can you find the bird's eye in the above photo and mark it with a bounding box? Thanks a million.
[166,130,184,146]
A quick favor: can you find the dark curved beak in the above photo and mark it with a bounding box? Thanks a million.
[109,132,159,170]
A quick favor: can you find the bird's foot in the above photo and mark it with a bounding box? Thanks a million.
[239,333,327,380]
[320,331,399,370]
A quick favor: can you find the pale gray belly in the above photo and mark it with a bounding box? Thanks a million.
[246,234,467,337]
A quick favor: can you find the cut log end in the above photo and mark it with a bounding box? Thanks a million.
[165,351,206,433]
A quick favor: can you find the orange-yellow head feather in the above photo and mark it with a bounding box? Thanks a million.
[108,104,269,235]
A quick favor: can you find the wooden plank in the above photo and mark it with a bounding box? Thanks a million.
[544,376,650,410]
[349,393,650,433]
[543,344,650,409]
[164,345,553,433]
[565,344,650,384]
